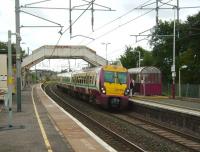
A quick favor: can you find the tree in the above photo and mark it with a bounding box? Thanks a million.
[142,51,154,66]
[120,46,136,69]
[0,41,27,64]
[150,11,200,84]
[120,46,152,69]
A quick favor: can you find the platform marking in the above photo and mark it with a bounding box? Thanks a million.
[31,86,53,152]
[40,84,117,152]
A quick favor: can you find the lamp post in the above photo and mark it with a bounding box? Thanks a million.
[179,65,187,97]
[136,51,141,68]
[102,42,111,64]
[171,6,176,99]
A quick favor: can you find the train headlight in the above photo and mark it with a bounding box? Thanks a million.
[124,88,130,96]
[101,87,106,94]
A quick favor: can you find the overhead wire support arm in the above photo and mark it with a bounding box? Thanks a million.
[20,6,115,11]
[130,34,174,43]
[135,0,174,10]
[69,0,114,33]
[24,0,52,7]
[68,0,114,37]
[180,6,200,9]
[139,28,154,35]
[69,0,115,11]
[159,0,176,8]
[20,25,64,28]
[130,34,174,37]
[70,35,95,40]
[82,0,113,10]
[72,4,92,9]
[134,6,200,10]
[140,1,156,8]
[20,10,62,27]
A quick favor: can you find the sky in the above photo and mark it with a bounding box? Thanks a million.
[0,0,200,71]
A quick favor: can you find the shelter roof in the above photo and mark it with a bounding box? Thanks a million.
[128,66,161,74]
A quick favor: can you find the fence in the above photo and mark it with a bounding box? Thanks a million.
[162,83,200,98]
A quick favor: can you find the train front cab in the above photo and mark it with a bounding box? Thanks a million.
[96,65,130,110]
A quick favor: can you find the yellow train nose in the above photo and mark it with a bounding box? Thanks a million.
[104,82,126,96]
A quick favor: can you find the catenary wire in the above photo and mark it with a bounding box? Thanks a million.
[48,0,96,61]
[84,0,173,46]
[65,0,173,67]
[79,0,155,44]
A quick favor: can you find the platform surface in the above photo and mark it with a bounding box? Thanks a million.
[35,84,112,152]
[0,86,74,152]
[0,85,113,152]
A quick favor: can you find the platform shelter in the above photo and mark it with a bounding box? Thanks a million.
[128,66,162,96]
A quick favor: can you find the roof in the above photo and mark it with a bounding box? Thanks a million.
[128,66,161,74]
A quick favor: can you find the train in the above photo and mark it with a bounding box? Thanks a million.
[57,65,130,110]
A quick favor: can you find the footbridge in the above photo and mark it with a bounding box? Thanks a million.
[22,45,107,69]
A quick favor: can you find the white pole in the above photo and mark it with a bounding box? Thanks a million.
[102,42,110,65]
[179,68,181,97]
[136,51,141,68]
[139,51,141,68]
[8,30,13,127]
[171,7,176,99]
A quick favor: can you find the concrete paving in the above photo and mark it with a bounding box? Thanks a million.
[35,84,112,152]
[0,87,74,152]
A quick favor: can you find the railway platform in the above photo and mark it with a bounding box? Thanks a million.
[129,95,200,136]
[130,95,200,116]
[0,84,113,152]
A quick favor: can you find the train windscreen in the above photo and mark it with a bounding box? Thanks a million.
[117,72,127,84]
[104,71,115,83]
[104,71,127,84]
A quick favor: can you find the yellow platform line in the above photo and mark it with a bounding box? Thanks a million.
[31,86,53,152]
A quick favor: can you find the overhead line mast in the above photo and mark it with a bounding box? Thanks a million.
[15,0,21,112]
[131,0,200,99]
[15,0,114,111]
[68,0,114,38]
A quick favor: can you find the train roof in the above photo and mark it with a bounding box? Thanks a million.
[102,65,127,72]
[57,65,127,77]
[57,72,72,77]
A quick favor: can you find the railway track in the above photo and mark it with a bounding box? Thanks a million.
[43,83,199,152]
[44,83,146,152]
[112,111,200,151]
